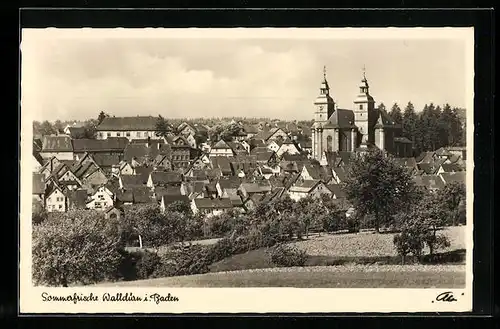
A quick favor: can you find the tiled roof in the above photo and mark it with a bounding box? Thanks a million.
[440,172,466,185]
[413,175,445,190]
[394,137,412,143]
[67,189,89,208]
[72,138,129,153]
[41,135,73,152]
[161,194,190,206]
[440,163,464,173]
[150,171,183,185]
[154,186,183,201]
[211,156,232,175]
[92,154,121,168]
[327,109,356,128]
[326,184,346,198]
[131,187,154,203]
[240,182,272,194]
[194,198,233,209]
[212,140,232,150]
[120,175,145,188]
[133,166,154,183]
[289,179,321,192]
[123,144,171,163]
[96,116,158,131]
[393,157,418,169]
[218,177,242,190]
[32,173,45,194]
[374,108,399,128]
[332,167,348,183]
[67,127,87,138]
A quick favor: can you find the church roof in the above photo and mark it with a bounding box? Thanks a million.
[374,108,400,128]
[326,109,356,128]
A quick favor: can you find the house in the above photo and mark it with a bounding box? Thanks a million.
[255,151,278,166]
[266,140,282,153]
[325,184,347,200]
[239,181,272,199]
[104,206,123,221]
[160,194,191,213]
[276,139,301,157]
[227,141,248,156]
[416,151,437,164]
[171,144,193,169]
[439,172,466,185]
[184,169,210,183]
[300,164,334,184]
[86,185,115,211]
[218,177,243,198]
[119,175,146,189]
[242,124,259,139]
[133,166,154,184]
[211,156,233,177]
[111,161,134,177]
[209,140,234,157]
[288,180,331,201]
[44,183,67,212]
[71,138,129,160]
[56,167,82,191]
[331,167,348,184]
[32,152,44,173]
[32,173,45,202]
[437,162,464,174]
[177,122,197,137]
[191,198,233,217]
[413,175,446,192]
[254,166,275,180]
[182,181,207,200]
[190,154,211,171]
[39,135,74,161]
[153,154,173,171]
[95,116,162,141]
[445,146,467,160]
[205,182,220,199]
[130,186,155,204]
[299,140,312,154]
[393,157,419,174]
[172,135,196,150]
[71,156,109,190]
[147,171,183,189]
[123,143,171,167]
[67,189,89,211]
[91,154,121,175]
[261,127,289,142]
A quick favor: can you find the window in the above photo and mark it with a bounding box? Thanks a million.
[98,132,103,138]
[126,132,131,137]
[359,104,363,110]
[144,132,148,137]
[107,133,111,137]
[136,132,141,137]
[58,205,62,209]
[117,132,121,137]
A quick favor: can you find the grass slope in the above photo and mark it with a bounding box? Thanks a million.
[97,265,465,288]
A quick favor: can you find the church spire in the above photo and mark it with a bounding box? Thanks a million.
[320,65,330,95]
[359,65,369,94]
[323,65,327,81]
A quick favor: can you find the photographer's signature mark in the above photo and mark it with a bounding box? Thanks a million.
[432,291,464,303]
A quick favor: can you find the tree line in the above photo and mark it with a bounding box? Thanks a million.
[385,102,466,154]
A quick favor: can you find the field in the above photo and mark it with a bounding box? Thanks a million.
[96,265,465,288]
[93,226,467,288]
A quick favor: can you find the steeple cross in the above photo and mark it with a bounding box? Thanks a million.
[323,65,327,80]
[362,64,366,79]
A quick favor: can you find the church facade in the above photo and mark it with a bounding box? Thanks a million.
[311,67,412,161]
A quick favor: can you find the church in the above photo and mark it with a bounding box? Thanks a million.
[310,67,412,161]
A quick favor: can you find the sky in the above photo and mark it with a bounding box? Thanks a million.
[21,28,473,122]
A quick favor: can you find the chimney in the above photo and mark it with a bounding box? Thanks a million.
[147,136,151,148]
[157,143,161,150]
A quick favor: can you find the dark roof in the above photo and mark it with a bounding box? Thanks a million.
[326,184,346,198]
[289,179,321,192]
[394,137,413,143]
[72,138,128,153]
[416,152,436,164]
[123,144,171,163]
[242,124,259,134]
[418,162,439,175]
[440,163,464,173]
[131,187,154,203]
[194,198,233,209]
[211,156,232,175]
[96,116,158,131]
[255,151,275,162]
[32,173,45,194]
[133,166,154,183]
[116,190,134,203]
[440,172,466,185]
[67,127,87,138]
[303,164,333,182]
[218,177,242,190]
[120,175,145,188]
[161,194,190,206]
[41,135,73,152]
[92,154,121,168]
[332,167,348,182]
[240,182,272,194]
[326,109,356,128]
[212,140,233,150]
[150,171,183,185]
[67,189,89,208]
[414,175,445,190]
[282,153,309,162]
[154,186,183,201]
[374,108,400,128]
[393,157,418,169]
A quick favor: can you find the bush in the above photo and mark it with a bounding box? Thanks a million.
[135,250,161,280]
[153,245,211,278]
[32,210,124,287]
[205,237,236,264]
[269,244,308,267]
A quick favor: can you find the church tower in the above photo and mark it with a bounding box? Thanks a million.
[311,66,336,160]
[353,66,375,146]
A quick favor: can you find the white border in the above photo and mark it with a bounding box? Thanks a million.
[19,27,474,313]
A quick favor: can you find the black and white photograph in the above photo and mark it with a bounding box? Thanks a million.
[20,27,474,313]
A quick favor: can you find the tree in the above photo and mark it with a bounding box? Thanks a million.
[32,199,47,225]
[402,102,419,152]
[342,150,420,233]
[122,204,173,248]
[389,103,403,124]
[436,182,466,226]
[378,102,386,112]
[294,196,324,239]
[97,111,109,125]
[155,115,174,138]
[32,210,124,286]
[166,200,192,217]
[83,119,98,139]
[451,107,466,146]
[39,121,56,136]
[53,120,64,134]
